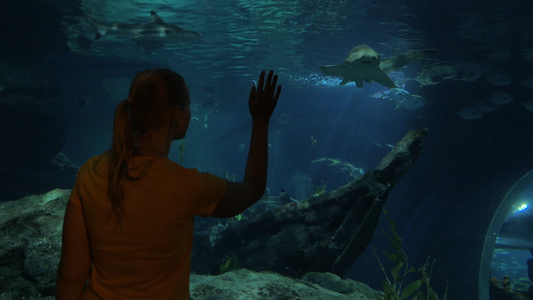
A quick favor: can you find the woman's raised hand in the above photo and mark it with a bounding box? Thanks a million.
[249,70,281,121]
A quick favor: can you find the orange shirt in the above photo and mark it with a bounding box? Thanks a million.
[69,155,227,299]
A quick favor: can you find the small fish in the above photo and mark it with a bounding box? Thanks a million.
[521,78,533,89]
[259,189,297,209]
[381,88,409,102]
[457,98,503,120]
[488,74,513,86]
[456,106,484,120]
[380,89,426,110]
[476,100,500,113]
[490,92,514,104]
[372,142,395,149]
[520,99,533,112]
[398,94,426,110]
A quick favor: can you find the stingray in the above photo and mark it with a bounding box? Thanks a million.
[320,44,437,88]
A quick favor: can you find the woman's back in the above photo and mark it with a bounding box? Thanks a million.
[71,155,226,299]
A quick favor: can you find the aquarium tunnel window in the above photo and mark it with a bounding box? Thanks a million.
[479,169,533,299]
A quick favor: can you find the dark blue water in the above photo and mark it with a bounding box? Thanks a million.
[2,0,533,299]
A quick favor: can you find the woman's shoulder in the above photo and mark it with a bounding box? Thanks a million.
[87,154,105,164]
[157,159,222,181]
[82,153,109,169]
[157,158,198,175]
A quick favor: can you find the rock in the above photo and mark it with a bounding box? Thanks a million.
[190,269,383,300]
[308,157,365,191]
[0,189,69,299]
[192,129,428,277]
[302,272,356,294]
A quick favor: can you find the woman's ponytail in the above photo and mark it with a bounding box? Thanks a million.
[107,99,133,224]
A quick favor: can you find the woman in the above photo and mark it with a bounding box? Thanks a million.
[56,69,281,299]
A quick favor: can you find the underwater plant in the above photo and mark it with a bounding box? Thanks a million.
[227,212,244,224]
[310,135,317,146]
[311,180,327,198]
[225,172,236,182]
[178,140,185,164]
[219,255,239,274]
[373,209,448,300]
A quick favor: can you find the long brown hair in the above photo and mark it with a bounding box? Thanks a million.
[106,69,189,223]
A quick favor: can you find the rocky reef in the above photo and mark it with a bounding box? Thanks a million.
[0,189,68,299]
[190,269,383,300]
[0,190,385,299]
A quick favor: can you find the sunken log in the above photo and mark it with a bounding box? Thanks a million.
[191,128,428,278]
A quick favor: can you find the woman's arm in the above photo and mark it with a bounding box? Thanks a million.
[56,201,92,299]
[212,70,281,218]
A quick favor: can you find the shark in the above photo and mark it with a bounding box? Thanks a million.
[80,10,201,42]
[319,44,437,89]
